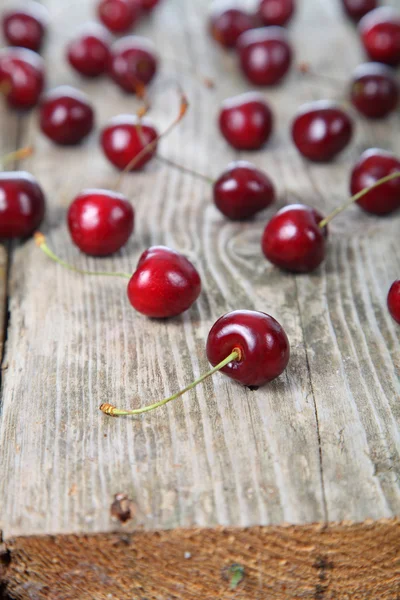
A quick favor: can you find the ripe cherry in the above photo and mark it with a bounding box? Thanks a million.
[0,47,45,109]
[388,280,400,325]
[214,161,275,220]
[359,8,400,66]
[342,0,377,22]
[97,0,140,34]
[258,0,295,27]
[219,92,274,150]
[291,101,353,162]
[67,24,112,78]
[237,27,293,86]
[350,148,400,215]
[350,62,399,119]
[2,1,49,52]
[0,171,45,238]
[209,2,256,49]
[68,190,134,256]
[39,86,95,146]
[101,115,158,171]
[108,36,158,93]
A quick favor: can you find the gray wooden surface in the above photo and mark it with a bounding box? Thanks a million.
[0,0,399,539]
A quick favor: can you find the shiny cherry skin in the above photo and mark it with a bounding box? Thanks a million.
[0,48,45,109]
[258,0,295,27]
[0,172,45,238]
[350,148,400,215]
[237,27,293,86]
[101,115,158,171]
[67,24,112,78]
[387,280,400,325]
[209,3,256,49]
[68,189,134,257]
[39,86,95,146]
[2,1,49,52]
[350,63,398,119]
[359,8,400,66]
[262,204,328,273]
[219,92,274,151]
[127,246,201,318]
[292,101,353,162]
[97,0,140,33]
[206,310,290,387]
[342,0,377,22]
[108,36,158,93]
[213,161,275,220]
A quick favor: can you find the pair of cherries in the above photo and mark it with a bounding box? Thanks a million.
[98,0,160,34]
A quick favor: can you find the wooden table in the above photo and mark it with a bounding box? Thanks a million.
[1,0,400,598]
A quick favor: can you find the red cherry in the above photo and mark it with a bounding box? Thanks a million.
[219,92,274,150]
[2,1,48,52]
[209,3,256,49]
[258,0,295,27]
[388,280,400,324]
[127,246,201,318]
[141,0,160,11]
[0,47,45,110]
[101,115,158,171]
[342,0,378,22]
[39,86,95,146]
[213,161,275,220]
[350,62,399,119]
[350,148,400,215]
[97,0,140,33]
[207,310,290,387]
[108,36,158,93]
[291,101,353,162]
[237,27,293,86]
[262,204,327,273]
[0,171,45,238]
[67,24,112,78]
[68,189,134,257]
[359,8,400,66]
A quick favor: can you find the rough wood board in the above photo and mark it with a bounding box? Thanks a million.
[0,0,399,541]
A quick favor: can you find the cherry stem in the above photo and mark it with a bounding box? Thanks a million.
[156,155,214,185]
[34,233,131,279]
[1,145,33,167]
[319,172,400,229]
[297,62,345,85]
[100,348,241,417]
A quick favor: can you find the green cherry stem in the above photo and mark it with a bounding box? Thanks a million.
[319,171,400,229]
[100,348,241,417]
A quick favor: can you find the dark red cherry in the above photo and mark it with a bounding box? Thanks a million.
[0,47,45,109]
[0,172,45,238]
[101,115,158,171]
[350,148,400,215]
[2,1,49,52]
[342,0,378,22]
[108,36,158,93]
[388,280,400,324]
[258,0,295,27]
[237,27,293,86]
[219,92,273,150]
[262,204,327,273]
[350,62,399,119]
[141,0,160,11]
[97,0,140,33]
[209,2,256,49]
[68,189,134,256]
[39,86,95,146]
[291,101,353,162]
[359,8,400,66]
[206,310,290,387]
[213,161,275,220]
[67,24,112,78]
[127,246,201,318]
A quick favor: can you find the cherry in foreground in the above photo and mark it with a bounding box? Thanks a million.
[101,115,158,170]
[219,92,274,150]
[39,86,95,145]
[237,27,293,86]
[350,149,400,215]
[2,1,49,52]
[108,36,158,94]
[67,24,112,78]
[388,281,400,325]
[359,8,400,67]
[350,63,399,119]
[0,171,45,238]
[0,47,45,109]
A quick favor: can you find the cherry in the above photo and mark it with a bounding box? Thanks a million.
[2,1,49,52]
[219,92,274,150]
[0,47,45,110]
[350,148,400,215]
[108,36,158,94]
[141,0,161,11]
[342,0,378,22]
[359,8,400,66]
[291,101,353,162]
[0,172,45,238]
[213,161,275,220]
[209,2,256,49]
[258,0,295,27]
[39,86,95,146]
[101,115,158,171]
[350,62,399,119]
[237,27,293,86]
[387,280,400,325]
[67,23,112,78]
[97,0,140,34]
